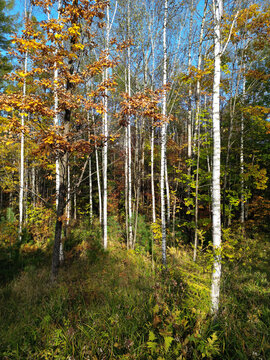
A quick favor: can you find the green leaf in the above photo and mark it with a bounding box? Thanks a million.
[148,330,156,342]
[164,336,174,352]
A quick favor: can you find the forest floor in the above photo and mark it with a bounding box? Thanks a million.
[0,221,269,359]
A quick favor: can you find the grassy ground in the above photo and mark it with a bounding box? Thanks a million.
[217,235,270,360]
[0,222,269,359]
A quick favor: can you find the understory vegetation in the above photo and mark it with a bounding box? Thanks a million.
[0,217,269,359]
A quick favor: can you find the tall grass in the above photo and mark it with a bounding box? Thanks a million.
[0,218,269,359]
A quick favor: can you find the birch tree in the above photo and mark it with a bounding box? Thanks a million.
[211,0,222,314]
[127,0,133,249]
[161,0,168,266]
[102,4,109,250]
[240,64,246,226]
[19,0,32,240]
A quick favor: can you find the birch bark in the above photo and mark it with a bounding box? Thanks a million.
[102,4,109,250]
[19,1,31,239]
[240,64,246,225]
[89,157,93,224]
[127,0,133,248]
[161,0,168,266]
[211,0,222,314]
[95,139,102,224]
[150,4,156,225]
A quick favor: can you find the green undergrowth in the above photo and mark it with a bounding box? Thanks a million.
[217,234,270,360]
[0,221,269,359]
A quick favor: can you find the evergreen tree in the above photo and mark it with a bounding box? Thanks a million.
[0,0,16,88]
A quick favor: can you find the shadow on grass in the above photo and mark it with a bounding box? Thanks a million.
[216,240,270,360]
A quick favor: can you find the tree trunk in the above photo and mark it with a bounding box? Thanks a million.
[150,13,156,226]
[96,145,102,224]
[240,64,246,226]
[31,167,36,207]
[211,0,222,315]
[66,163,71,225]
[165,156,170,225]
[161,0,168,266]
[102,4,110,249]
[51,183,66,281]
[89,157,93,224]
[19,2,30,239]
[127,0,133,249]
[151,124,156,224]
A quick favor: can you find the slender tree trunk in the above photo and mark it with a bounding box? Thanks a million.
[133,116,139,247]
[151,124,156,224]
[240,65,246,226]
[67,163,71,225]
[96,145,102,224]
[19,2,30,239]
[150,14,156,226]
[52,69,72,278]
[193,133,201,262]
[87,106,93,225]
[161,0,168,266]
[125,126,129,246]
[51,183,65,281]
[74,191,77,220]
[127,0,133,248]
[165,156,170,225]
[172,162,180,242]
[186,0,194,241]
[48,0,62,258]
[24,166,28,223]
[102,4,109,250]
[141,117,145,208]
[31,167,36,207]
[187,0,194,169]
[89,157,93,224]
[211,0,222,314]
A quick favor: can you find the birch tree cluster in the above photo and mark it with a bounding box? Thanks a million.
[0,0,270,313]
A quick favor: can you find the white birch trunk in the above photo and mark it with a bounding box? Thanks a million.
[165,156,170,224]
[87,107,93,225]
[67,163,71,225]
[161,0,168,266]
[240,65,246,225]
[24,166,28,223]
[150,11,156,225]
[31,166,36,207]
[187,0,193,165]
[96,145,102,224]
[92,106,102,224]
[102,4,109,250]
[211,0,222,314]
[127,0,133,249]
[125,126,129,245]
[151,124,156,224]
[19,84,25,238]
[53,0,63,261]
[19,1,30,239]
[89,157,93,224]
